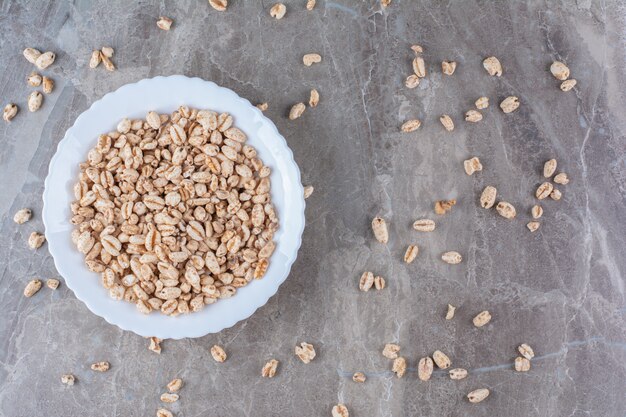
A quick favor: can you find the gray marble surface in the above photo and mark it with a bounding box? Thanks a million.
[1,0,625,416]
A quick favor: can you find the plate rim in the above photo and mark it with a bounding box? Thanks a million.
[42,75,305,339]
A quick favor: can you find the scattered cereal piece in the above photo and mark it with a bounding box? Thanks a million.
[42,76,54,94]
[157,16,173,30]
[382,343,400,359]
[270,3,287,19]
[210,345,227,362]
[441,251,462,264]
[3,104,18,122]
[27,91,43,112]
[496,201,516,219]
[371,217,389,243]
[560,79,577,91]
[464,157,483,175]
[434,199,456,215]
[553,172,569,185]
[467,388,490,403]
[13,208,32,224]
[380,0,391,7]
[61,374,75,386]
[392,357,407,378]
[261,359,279,377]
[518,343,535,360]
[500,96,520,113]
[417,356,433,381]
[167,378,183,393]
[303,53,322,66]
[289,102,306,120]
[543,159,557,178]
[413,219,435,232]
[89,50,101,68]
[100,52,115,71]
[432,350,451,369]
[156,409,173,417]
[27,71,42,87]
[91,361,110,372]
[28,232,45,249]
[412,56,426,77]
[401,119,421,132]
[527,221,540,232]
[303,185,314,199]
[403,245,419,263]
[449,368,468,380]
[550,188,562,201]
[483,56,502,76]
[405,74,420,89]
[295,342,316,363]
[101,46,114,58]
[374,275,385,290]
[46,279,60,290]
[149,337,162,354]
[445,304,456,320]
[473,310,491,327]
[160,393,179,403]
[352,372,366,383]
[475,96,489,109]
[480,186,497,209]
[332,404,349,417]
[306,0,316,10]
[256,102,268,111]
[550,61,570,80]
[209,0,228,11]
[359,271,374,291]
[536,182,554,200]
[410,44,423,54]
[35,51,55,70]
[23,48,42,64]
[531,205,543,219]
[465,110,482,122]
[441,60,457,75]
[24,279,42,297]
[439,114,454,131]
[309,89,319,107]
[514,356,531,372]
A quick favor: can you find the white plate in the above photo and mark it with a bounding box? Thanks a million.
[43,75,305,339]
